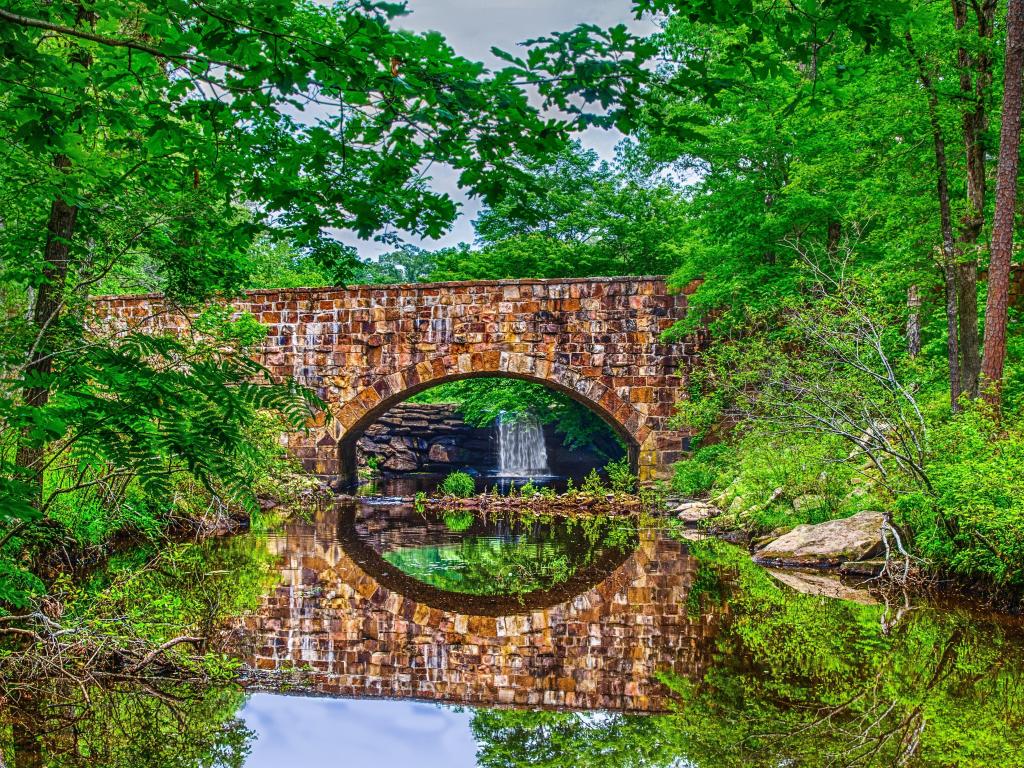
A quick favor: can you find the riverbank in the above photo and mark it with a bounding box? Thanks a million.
[669,494,1024,613]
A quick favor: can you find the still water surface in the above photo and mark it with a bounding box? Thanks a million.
[4,497,1024,767]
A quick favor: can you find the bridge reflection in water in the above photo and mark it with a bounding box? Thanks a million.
[239,502,720,712]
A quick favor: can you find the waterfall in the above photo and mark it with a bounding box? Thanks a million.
[497,412,550,476]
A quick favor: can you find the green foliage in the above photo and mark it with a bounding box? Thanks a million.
[472,709,672,768]
[654,538,1024,767]
[0,685,254,768]
[0,0,566,279]
[428,142,682,280]
[0,0,572,613]
[471,537,1024,767]
[0,313,314,608]
[604,457,636,494]
[351,244,441,285]
[442,509,475,533]
[0,559,45,610]
[70,533,277,655]
[899,406,1024,588]
[384,514,636,598]
[25,325,320,513]
[440,471,476,498]
[580,469,606,496]
[383,537,572,597]
[672,444,734,498]
[518,480,540,498]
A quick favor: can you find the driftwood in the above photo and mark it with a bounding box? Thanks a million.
[0,610,214,698]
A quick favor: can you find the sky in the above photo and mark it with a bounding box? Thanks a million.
[241,693,479,767]
[343,0,657,257]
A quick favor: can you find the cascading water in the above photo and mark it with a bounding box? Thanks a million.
[496,411,550,476]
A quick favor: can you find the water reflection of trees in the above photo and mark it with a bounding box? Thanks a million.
[471,540,1024,768]
[2,684,252,768]
[0,535,272,768]
[382,515,637,597]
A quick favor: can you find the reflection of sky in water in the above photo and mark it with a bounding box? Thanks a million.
[240,693,477,767]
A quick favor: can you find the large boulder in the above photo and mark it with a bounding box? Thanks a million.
[754,511,885,568]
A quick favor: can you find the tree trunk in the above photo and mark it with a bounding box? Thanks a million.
[956,263,980,395]
[952,0,996,399]
[826,219,841,257]
[15,155,78,503]
[981,0,1024,406]
[910,35,963,410]
[907,284,922,358]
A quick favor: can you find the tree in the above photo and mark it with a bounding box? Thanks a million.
[0,0,566,514]
[981,0,1024,406]
[512,1,1009,413]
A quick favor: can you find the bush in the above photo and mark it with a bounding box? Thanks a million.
[580,469,605,496]
[903,407,1024,588]
[440,471,476,498]
[672,443,734,497]
[605,457,636,494]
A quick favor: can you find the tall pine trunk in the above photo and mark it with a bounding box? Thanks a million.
[952,0,996,399]
[911,35,963,409]
[15,155,78,504]
[981,0,1024,406]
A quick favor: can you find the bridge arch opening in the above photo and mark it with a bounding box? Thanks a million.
[335,364,642,488]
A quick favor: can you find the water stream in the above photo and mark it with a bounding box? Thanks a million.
[496,411,550,476]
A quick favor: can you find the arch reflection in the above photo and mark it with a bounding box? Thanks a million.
[241,501,719,712]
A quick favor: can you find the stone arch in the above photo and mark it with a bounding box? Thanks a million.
[330,351,649,485]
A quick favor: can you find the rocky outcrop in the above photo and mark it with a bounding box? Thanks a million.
[357,403,494,472]
[673,501,720,524]
[753,511,885,568]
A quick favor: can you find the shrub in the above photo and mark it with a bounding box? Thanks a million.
[440,471,476,498]
[605,457,637,494]
[581,469,605,496]
[903,407,1024,588]
[672,443,734,497]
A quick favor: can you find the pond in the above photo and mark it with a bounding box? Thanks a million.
[3,498,1024,767]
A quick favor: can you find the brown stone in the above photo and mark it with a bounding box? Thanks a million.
[754,512,886,568]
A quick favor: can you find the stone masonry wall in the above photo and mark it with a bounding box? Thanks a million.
[91,276,701,482]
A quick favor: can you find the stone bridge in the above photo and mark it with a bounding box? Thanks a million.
[92,276,699,483]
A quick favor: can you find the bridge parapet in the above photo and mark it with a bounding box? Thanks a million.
[92,276,700,481]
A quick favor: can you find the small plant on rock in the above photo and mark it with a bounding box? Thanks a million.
[581,469,606,496]
[605,457,636,494]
